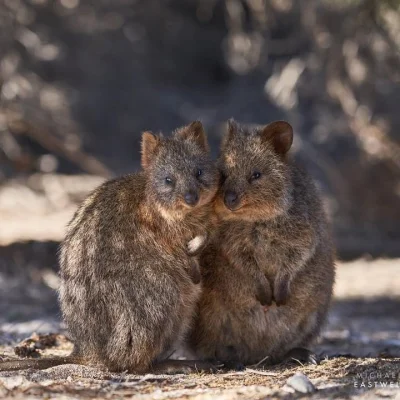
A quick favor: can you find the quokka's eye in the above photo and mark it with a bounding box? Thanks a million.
[196,169,202,178]
[250,171,261,181]
[165,177,173,185]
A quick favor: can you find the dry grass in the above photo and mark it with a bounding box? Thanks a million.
[0,356,399,399]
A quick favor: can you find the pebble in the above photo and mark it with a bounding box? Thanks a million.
[286,372,316,394]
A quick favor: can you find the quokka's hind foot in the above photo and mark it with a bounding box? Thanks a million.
[283,347,319,365]
[215,356,245,372]
[151,359,219,374]
[220,361,245,371]
[214,345,244,371]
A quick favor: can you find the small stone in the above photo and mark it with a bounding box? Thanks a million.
[286,372,316,394]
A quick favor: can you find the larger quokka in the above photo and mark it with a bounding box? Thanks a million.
[190,119,335,365]
[0,121,219,373]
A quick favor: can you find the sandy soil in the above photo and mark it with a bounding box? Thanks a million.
[0,175,399,399]
[0,242,399,399]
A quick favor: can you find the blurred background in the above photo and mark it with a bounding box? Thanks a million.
[0,0,399,361]
[1,0,400,257]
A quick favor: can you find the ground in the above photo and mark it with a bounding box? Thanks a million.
[0,246,399,399]
[0,176,399,399]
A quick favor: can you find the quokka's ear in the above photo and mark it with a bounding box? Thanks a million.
[175,121,209,151]
[260,121,293,155]
[141,131,161,169]
[222,118,239,148]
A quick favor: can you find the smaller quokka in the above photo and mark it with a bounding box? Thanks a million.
[190,119,335,366]
[0,121,219,373]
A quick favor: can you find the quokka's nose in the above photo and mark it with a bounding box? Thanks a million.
[224,190,239,210]
[184,191,199,206]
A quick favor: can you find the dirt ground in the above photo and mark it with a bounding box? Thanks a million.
[0,245,399,399]
[0,176,399,399]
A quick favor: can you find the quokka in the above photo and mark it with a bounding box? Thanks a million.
[190,119,335,366]
[0,121,219,373]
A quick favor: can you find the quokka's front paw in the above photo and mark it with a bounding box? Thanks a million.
[186,234,207,256]
[189,259,201,284]
[273,275,290,306]
[255,274,273,309]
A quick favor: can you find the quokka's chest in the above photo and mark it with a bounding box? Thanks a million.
[221,223,281,256]
[250,224,289,266]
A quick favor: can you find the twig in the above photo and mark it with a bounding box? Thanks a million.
[248,354,270,368]
[245,368,278,376]
[290,358,305,367]
[220,371,246,377]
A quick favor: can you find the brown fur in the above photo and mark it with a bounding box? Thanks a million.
[0,121,219,373]
[190,119,335,365]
